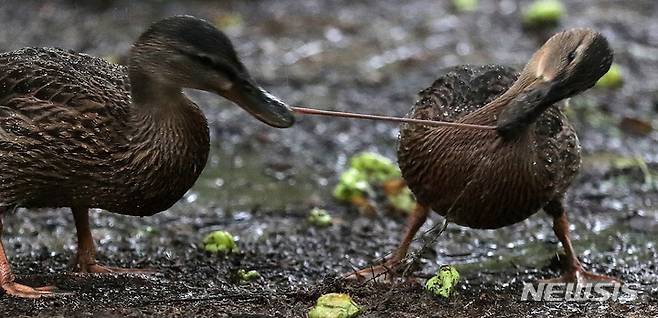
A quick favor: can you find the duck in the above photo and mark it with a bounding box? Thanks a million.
[0,15,294,298]
[348,28,617,283]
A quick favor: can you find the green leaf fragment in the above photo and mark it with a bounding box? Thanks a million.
[237,269,261,282]
[333,168,371,201]
[523,0,564,26]
[453,0,479,12]
[308,293,361,318]
[596,64,623,88]
[308,208,333,227]
[214,13,244,30]
[350,152,401,183]
[333,152,403,202]
[425,265,460,298]
[103,55,120,64]
[387,187,416,214]
[139,226,159,237]
[202,230,239,254]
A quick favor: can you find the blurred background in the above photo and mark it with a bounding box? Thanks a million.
[0,0,656,316]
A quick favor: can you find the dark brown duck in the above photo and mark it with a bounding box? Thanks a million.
[350,28,617,283]
[0,16,294,298]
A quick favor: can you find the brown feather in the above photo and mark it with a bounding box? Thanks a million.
[398,65,580,229]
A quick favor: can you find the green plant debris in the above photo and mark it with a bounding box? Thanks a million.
[388,187,416,213]
[237,269,261,282]
[202,230,239,254]
[350,152,401,183]
[308,208,333,227]
[583,153,658,188]
[610,156,641,170]
[334,152,415,214]
[103,55,119,64]
[138,226,159,237]
[634,155,655,187]
[609,155,656,188]
[308,293,361,318]
[333,167,372,202]
[425,265,460,298]
[608,155,655,186]
[453,0,479,12]
[596,64,623,88]
[214,13,244,30]
[332,152,398,198]
[523,0,564,26]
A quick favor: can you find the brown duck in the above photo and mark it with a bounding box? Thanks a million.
[349,28,617,283]
[0,16,294,298]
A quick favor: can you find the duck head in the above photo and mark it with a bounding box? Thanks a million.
[497,28,613,138]
[129,15,295,128]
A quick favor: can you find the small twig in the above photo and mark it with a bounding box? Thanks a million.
[400,218,450,278]
[291,106,496,130]
[633,154,655,188]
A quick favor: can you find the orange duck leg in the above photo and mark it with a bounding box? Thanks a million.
[71,208,153,273]
[542,200,619,284]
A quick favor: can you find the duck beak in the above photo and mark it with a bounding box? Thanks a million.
[220,80,295,128]
[496,79,562,137]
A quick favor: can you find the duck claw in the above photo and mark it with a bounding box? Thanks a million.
[541,266,620,285]
[1,282,69,298]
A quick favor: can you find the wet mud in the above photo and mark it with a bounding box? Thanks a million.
[0,0,657,317]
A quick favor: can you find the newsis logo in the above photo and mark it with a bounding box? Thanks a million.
[521,282,639,302]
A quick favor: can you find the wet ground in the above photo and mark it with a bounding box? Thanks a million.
[1,0,657,317]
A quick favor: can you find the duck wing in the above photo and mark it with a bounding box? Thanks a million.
[0,48,134,207]
[0,47,131,155]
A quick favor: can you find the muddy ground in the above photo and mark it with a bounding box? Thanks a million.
[0,0,657,317]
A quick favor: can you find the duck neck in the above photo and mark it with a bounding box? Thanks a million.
[128,69,180,107]
[472,72,552,137]
[118,69,210,212]
[464,82,523,126]
[126,69,202,134]
[498,73,557,139]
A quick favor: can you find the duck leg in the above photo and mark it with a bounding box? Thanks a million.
[0,214,57,298]
[71,207,151,273]
[542,200,619,284]
[345,204,430,281]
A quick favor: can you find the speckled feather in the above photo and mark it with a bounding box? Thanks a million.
[0,47,209,215]
[398,65,580,229]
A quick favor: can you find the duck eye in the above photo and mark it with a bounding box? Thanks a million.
[567,50,577,62]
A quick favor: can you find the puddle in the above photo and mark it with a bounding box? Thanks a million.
[0,0,656,316]
[188,144,321,211]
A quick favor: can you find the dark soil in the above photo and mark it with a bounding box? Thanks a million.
[1,0,657,317]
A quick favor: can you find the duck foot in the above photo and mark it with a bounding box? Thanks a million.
[540,266,619,285]
[1,282,64,298]
[543,202,620,285]
[344,259,420,283]
[344,262,400,282]
[345,204,431,283]
[1,218,68,298]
